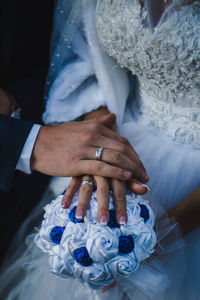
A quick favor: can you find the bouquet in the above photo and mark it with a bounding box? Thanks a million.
[35,190,156,290]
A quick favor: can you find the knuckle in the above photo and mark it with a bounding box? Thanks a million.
[66,184,75,194]
[112,151,121,163]
[95,162,103,173]
[115,193,125,203]
[134,167,143,179]
[98,208,108,215]
[68,182,75,189]
[99,187,108,197]
[121,136,129,145]
[77,203,85,210]
[84,131,94,143]
[92,123,100,132]
[81,184,92,194]
[119,144,127,154]
[123,145,129,154]
[110,167,117,177]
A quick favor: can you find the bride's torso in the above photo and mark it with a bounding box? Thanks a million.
[96,0,200,148]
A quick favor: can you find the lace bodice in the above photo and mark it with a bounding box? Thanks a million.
[96,0,200,148]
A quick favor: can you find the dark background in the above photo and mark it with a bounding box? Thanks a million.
[0,0,54,263]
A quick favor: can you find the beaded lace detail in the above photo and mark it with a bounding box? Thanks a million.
[96,0,200,148]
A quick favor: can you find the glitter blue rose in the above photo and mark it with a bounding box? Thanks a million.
[119,235,135,254]
[139,204,150,222]
[50,226,65,244]
[73,247,93,266]
[107,210,120,228]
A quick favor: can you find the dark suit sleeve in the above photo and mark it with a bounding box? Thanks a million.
[0,115,34,192]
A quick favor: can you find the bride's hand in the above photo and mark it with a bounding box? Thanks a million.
[62,175,126,224]
[62,172,149,224]
[62,174,149,224]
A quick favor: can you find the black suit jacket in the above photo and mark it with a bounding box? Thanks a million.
[0,0,54,263]
[0,0,54,191]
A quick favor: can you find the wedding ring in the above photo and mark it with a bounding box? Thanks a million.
[81,180,93,186]
[95,147,103,161]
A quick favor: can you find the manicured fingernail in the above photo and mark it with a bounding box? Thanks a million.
[119,216,126,225]
[76,210,84,220]
[61,200,70,209]
[99,215,108,225]
[61,202,67,208]
[141,184,150,192]
[123,171,132,178]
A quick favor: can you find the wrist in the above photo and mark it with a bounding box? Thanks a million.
[30,125,49,172]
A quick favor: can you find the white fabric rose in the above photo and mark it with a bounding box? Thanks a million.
[44,196,70,227]
[134,228,157,261]
[107,253,139,277]
[86,224,119,263]
[35,196,68,254]
[49,254,74,278]
[73,262,113,290]
[34,220,61,255]
[61,222,89,252]
[121,216,146,237]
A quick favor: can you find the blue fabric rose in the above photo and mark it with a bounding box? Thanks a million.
[50,226,65,244]
[107,210,120,228]
[69,206,84,223]
[139,204,150,222]
[119,235,135,254]
[73,247,93,266]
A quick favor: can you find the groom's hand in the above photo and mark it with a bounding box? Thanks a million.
[31,114,148,181]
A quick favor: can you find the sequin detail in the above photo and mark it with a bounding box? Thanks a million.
[96,0,200,149]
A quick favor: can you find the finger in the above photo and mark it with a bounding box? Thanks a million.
[127,178,150,195]
[85,147,148,183]
[75,175,94,220]
[99,125,135,148]
[75,160,132,181]
[62,177,81,208]
[94,176,110,225]
[112,179,127,225]
[99,127,147,173]
[91,135,146,174]
[83,120,147,174]
[86,113,116,127]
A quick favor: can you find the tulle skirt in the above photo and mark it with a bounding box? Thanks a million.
[1,119,200,300]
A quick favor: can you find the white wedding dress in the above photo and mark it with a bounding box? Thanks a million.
[1,0,200,299]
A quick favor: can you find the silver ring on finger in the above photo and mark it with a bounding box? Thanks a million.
[81,180,93,186]
[95,147,103,161]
